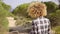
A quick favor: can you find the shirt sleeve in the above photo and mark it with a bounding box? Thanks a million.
[31,20,37,34]
[32,21,35,31]
[48,19,51,34]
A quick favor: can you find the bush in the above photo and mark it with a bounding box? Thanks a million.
[47,10,60,27]
[44,1,58,13]
[0,18,8,34]
[12,1,60,26]
[12,3,29,17]
[52,26,60,34]
[0,1,11,34]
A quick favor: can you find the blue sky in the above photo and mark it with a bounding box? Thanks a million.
[3,0,59,11]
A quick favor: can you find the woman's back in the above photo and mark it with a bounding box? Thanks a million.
[31,17,50,34]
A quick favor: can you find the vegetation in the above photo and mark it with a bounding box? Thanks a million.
[44,1,58,13]
[48,10,60,27]
[0,1,12,34]
[0,0,60,34]
[44,1,60,27]
[52,26,60,34]
[12,1,60,34]
[12,3,29,17]
[12,1,59,26]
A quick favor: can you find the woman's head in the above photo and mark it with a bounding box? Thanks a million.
[27,2,47,18]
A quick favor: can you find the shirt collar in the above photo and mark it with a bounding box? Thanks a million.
[37,16,44,19]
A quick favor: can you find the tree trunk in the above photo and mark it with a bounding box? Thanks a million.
[59,0,60,9]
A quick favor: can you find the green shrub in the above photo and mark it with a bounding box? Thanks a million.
[52,26,60,34]
[47,10,60,27]
[12,3,29,17]
[0,17,8,34]
[12,1,60,26]
[0,1,11,34]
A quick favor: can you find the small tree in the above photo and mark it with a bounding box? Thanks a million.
[44,1,58,13]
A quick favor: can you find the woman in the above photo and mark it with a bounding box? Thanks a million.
[27,2,51,34]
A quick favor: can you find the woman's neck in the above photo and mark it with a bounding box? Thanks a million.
[37,16,44,19]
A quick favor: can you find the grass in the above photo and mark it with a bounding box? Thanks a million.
[52,26,60,34]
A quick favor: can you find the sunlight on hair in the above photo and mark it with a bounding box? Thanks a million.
[27,1,47,18]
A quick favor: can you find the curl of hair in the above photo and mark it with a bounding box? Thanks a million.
[27,2,47,18]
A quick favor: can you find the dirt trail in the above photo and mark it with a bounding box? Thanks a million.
[7,17,16,27]
[7,17,56,34]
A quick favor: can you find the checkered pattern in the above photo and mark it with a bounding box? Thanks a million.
[30,17,51,34]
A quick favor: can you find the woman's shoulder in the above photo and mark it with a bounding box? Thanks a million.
[43,17,50,23]
[32,17,50,22]
[43,17,49,20]
[32,18,38,23]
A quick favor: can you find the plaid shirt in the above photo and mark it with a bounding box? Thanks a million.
[30,17,51,34]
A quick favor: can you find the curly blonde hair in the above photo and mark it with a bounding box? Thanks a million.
[27,2,47,18]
